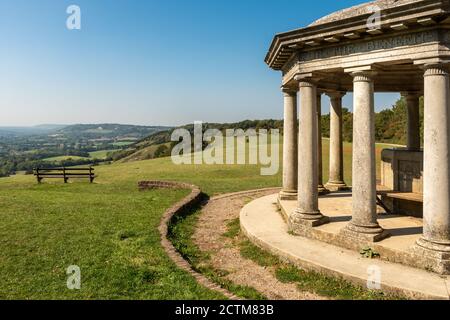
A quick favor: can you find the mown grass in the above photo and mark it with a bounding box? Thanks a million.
[0,180,229,299]
[0,139,394,299]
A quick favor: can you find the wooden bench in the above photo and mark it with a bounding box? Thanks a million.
[377,191,423,203]
[34,167,95,183]
[377,185,423,217]
[378,149,424,217]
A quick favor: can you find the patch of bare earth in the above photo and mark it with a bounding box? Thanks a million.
[193,189,326,300]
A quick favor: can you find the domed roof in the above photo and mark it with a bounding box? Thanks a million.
[309,0,423,26]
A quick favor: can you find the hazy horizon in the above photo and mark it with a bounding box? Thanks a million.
[1,0,399,127]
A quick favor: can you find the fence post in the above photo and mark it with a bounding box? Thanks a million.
[89,167,93,183]
[36,168,41,183]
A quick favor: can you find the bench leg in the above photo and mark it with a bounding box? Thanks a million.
[376,196,392,215]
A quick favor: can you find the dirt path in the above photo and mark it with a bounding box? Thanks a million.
[193,189,326,300]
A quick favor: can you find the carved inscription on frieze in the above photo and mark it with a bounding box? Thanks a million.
[300,30,439,61]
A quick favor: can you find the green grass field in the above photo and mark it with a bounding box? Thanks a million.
[112,141,135,147]
[42,155,90,162]
[43,149,116,162]
[0,139,395,299]
[88,150,116,160]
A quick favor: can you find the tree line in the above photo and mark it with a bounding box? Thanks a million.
[321,96,424,145]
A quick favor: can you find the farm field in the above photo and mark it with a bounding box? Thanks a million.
[42,150,117,163]
[42,155,90,162]
[112,141,136,147]
[0,139,396,299]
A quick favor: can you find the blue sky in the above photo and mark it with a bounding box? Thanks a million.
[0,0,399,126]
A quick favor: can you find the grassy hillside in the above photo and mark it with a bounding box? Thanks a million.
[118,143,172,163]
[114,120,284,163]
[88,150,117,160]
[0,139,396,299]
[42,150,117,163]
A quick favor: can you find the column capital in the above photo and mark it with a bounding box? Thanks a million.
[423,64,449,77]
[401,91,423,100]
[294,75,318,87]
[351,71,377,82]
[326,91,346,99]
[297,80,317,88]
[281,86,297,96]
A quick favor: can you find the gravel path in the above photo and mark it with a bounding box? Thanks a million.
[193,189,326,300]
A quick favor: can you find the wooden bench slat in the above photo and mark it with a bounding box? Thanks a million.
[377,186,423,203]
[383,192,423,202]
[38,167,95,171]
[35,173,95,176]
[37,176,93,179]
[36,175,94,178]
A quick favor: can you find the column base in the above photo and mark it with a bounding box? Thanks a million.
[278,190,298,201]
[288,210,330,237]
[414,238,450,275]
[340,222,390,243]
[289,209,330,228]
[325,181,350,192]
[318,185,330,195]
[416,237,450,253]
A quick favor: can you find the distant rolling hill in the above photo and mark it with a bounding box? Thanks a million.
[0,123,174,177]
[0,124,172,138]
[57,124,172,138]
[116,120,283,163]
[0,125,67,137]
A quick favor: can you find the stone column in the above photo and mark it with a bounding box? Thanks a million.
[402,92,421,151]
[289,79,329,232]
[342,71,387,242]
[317,92,329,195]
[416,65,450,271]
[279,87,298,200]
[326,91,348,191]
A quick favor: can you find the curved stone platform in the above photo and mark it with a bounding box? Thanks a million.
[240,193,450,300]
